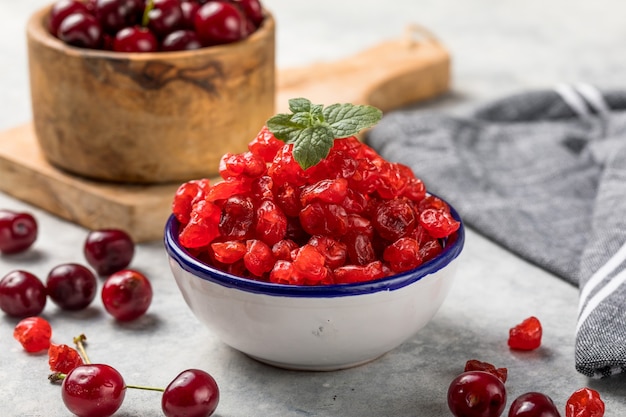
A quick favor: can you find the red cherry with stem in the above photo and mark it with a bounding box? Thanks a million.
[13,316,52,353]
[448,371,507,417]
[161,29,202,51]
[83,228,135,276]
[94,0,144,35]
[46,263,98,310]
[101,269,153,321]
[113,26,158,52]
[57,12,104,49]
[194,1,247,46]
[162,369,220,417]
[61,364,126,417]
[0,270,47,317]
[48,0,91,36]
[509,392,561,417]
[146,0,185,39]
[0,209,38,254]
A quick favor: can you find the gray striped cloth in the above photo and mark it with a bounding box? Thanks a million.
[367,85,626,378]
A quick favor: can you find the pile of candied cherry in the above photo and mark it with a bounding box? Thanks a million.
[0,210,220,417]
[48,0,265,52]
[172,127,461,285]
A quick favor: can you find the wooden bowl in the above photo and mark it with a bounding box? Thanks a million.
[27,5,275,184]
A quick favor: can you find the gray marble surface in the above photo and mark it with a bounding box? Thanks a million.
[1,1,626,416]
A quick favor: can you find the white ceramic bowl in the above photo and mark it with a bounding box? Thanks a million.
[164,204,464,371]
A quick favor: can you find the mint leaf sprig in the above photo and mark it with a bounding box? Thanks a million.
[266,98,383,170]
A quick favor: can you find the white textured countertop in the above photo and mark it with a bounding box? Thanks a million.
[1,1,625,416]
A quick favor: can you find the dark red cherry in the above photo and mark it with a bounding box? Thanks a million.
[230,0,263,27]
[48,0,91,36]
[0,270,47,317]
[161,29,202,51]
[509,392,561,417]
[162,369,220,417]
[61,364,126,417]
[46,263,98,310]
[83,228,135,276]
[57,12,104,49]
[101,269,153,321]
[194,1,247,46]
[94,0,144,35]
[448,371,507,417]
[0,210,38,254]
[146,0,184,39]
[113,26,158,52]
[180,1,201,29]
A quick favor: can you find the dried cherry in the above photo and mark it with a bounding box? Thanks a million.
[565,388,604,417]
[508,316,542,351]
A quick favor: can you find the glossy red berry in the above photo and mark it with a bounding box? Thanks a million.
[48,343,84,374]
[565,388,605,417]
[0,209,38,254]
[101,269,152,321]
[57,12,104,49]
[48,0,91,36]
[146,0,184,39]
[161,29,202,51]
[448,371,507,417]
[0,270,47,317]
[61,364,126,417]
[84,228,135,276]
[162,369,220,417]
[508,316,542,351]
[194,1,247,46]
[94,0,143,35]
[113,26,158,52]
[464,359,507,383]
[509,392,561,417]
[13,316,52,353]
[46,263,98,310]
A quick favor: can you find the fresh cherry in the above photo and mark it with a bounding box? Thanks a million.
[83,228,135,276]
[180,1,201,29]
[509,392,561,417]
[230,0,264,27]
[61,364,126,417]
[194,1,247,46]
[101,269,153,321]
[0,270,47,317]
[94,0,144,35]
[113,26,158,52]
[161,29,202,51]
[57,12,104,49]
[13,316,52,353]
[46,263,98,310]
[48,0,91,36]
[147,0,185,39]
[162,369,220,417]
[448,371,507,417]
[0,209,38,254]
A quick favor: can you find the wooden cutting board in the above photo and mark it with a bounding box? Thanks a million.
[0,27,450,242]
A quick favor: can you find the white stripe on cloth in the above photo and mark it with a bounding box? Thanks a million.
[555,83,592,118]
[576,268,626,333]
[575,83,611,117]
[578,240,626,315]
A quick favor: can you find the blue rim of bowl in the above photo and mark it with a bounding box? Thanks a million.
[164,198,465,298]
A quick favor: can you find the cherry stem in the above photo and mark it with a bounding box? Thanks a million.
[125,384,165,392]
[49,372,66,383]
[73,334,91,364]
[142,0,154,27]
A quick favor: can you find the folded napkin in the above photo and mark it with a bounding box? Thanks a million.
[367,85,626,378]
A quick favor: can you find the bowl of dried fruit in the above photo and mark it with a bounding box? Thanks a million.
[164,99,465,370]
[26,0,275,183]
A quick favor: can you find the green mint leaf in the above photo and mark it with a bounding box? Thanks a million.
[292,126,335,170]
[266,98,383,169]
[323,103,382,138]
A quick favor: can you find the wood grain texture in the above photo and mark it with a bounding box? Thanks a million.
[0,29,450,242]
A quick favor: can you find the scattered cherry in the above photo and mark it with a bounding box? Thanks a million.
[46,263,98,311]
[0,270,47,317]
[565,388,605,417]
[162,369,220,417]
[448,371,507,417]
[508,392,561,417]
[0,209,38,254]
[61,364,126,417]
[83,228,135,276]
[508,316,542,351]
[101,269,153,321]
[13,316,52,353]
